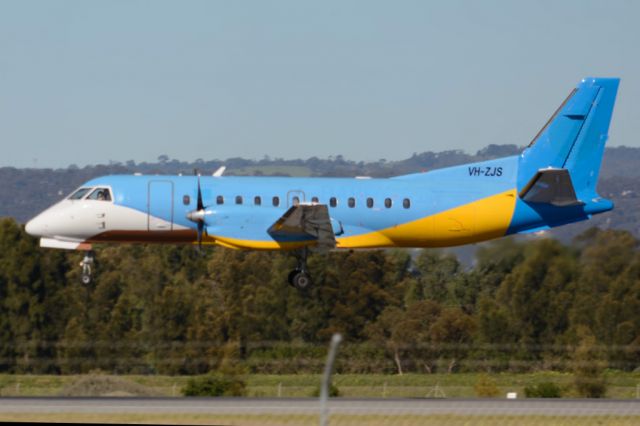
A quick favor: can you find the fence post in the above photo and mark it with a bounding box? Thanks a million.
[320,333,342,426]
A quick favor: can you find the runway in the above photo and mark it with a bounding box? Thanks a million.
[1,397,639,416]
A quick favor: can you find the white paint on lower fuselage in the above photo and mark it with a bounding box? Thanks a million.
[26,199,187,243]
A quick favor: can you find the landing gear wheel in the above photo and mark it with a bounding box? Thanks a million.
[79,250,95,285]
[291,270,312,290]
[287,270,298,287]
[287,247,313,291]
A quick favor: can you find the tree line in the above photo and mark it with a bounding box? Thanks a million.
[0,217,638,375]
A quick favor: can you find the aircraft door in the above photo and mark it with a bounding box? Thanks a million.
[287,190,305,207]
[148,180,174,231]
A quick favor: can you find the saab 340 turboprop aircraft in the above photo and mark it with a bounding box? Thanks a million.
[26,77,619,289]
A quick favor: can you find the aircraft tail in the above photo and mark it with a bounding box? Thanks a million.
[517,78,620,202]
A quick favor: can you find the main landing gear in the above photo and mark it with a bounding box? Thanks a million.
[80,250,95,285]
[288,247,312,290]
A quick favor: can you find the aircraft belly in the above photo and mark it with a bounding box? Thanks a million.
[89,229,197,243]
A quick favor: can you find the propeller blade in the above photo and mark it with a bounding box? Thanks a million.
[196,173,204,211]
[191,168,207,252]
[197,221,204,252]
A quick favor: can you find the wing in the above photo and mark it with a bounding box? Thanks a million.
[268,204,337,250]
[519,168,584,207]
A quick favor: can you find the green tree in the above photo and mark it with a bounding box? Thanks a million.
[410,250,461,304]
[428,307,476,373]
[571,326,607,398]
[366,300,444,374]
[0,218,70,373]
[568,229,639,367]
[570,229,636,331]
[484,239,577,366]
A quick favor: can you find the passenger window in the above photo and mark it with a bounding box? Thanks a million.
[403,198,411,209]
[311,196,319,204]
[68,188,92,200]
[254,196,261,206]
[87,188,112,201]
[216,195,224,205]
[348,197,355,208]
[384,198,392,208]
[292,196,300,206]
[329,197,337,208]
[235,195,243,205]
[183,195,190,205]
[366,197,374,208]
[272,196,280,207]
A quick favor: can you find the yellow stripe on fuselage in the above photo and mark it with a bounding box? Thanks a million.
[208,189,517,250]
[337,189,517,248]
[207,235,311,251]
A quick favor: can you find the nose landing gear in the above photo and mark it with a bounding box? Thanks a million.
[80,250,95,285]
[288,247,312,290]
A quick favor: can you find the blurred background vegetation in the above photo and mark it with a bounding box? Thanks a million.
[0,216,638,383]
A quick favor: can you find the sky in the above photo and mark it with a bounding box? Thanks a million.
[1,0,639,168]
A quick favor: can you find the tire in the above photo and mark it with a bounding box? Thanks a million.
[292,271,312,290]
[81,274,91,285]
[287,270,298,287]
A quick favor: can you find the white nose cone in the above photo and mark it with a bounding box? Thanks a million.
[25,215,47,237]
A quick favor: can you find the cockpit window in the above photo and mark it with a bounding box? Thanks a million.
[87,188,112,201]
[68,188,92,200]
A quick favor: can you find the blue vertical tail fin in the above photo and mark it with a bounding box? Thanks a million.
[518,78,620,202]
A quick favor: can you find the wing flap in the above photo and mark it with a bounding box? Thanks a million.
[268,204,337,250]
[519,168,584,207]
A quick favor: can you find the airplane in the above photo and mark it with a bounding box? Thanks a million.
[26,77,619,289]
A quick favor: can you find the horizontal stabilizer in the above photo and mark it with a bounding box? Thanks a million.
[268,204,336,250]
[519,168,584,207]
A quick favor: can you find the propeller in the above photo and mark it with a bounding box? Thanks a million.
[186,170,209,251]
